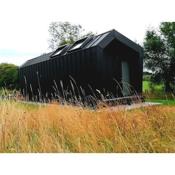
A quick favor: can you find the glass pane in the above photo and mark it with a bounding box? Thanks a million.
[52,49,63,56]
[69,38,87,51]
[71,42,84,50]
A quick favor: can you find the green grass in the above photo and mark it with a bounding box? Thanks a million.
[143,80,164,92]
[145,99,175,106]
[143,80,175,106]
[143,81,150,92]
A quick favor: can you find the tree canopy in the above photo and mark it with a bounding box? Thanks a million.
[144,22,175,92]
[0,63,19,89]
[48,21,93,50]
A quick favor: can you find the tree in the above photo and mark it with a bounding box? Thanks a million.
[48,21,93,50]
[144,22,175,93]
[0,63,19,89]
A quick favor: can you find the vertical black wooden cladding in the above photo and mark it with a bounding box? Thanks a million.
[92,47,98,87]
[65,54,69,80]
[59,55,63,86]
[29,65,32,86]
[102,43,122,96]
[22,68,25,87]
[68,53,73,90]
[26,66,29,96]
[84,49,89,81]
[134,51,143,94]
[52,58,57,82]
[47,60,51,94]
[22,67,25,94]
[139,52,143,93]
[70,53,73,77]
[82,49,87,85]
[60,55,64,80]
[49,59,52,83]
[44,61,48,85]
[73,52,77,77]
[96,47,105,89]
[19,41,142,101]
[67,54,71,78]
[72,52,76,78]
[35,64,38,94]
[54,58,61,83]
[46,60,49,85]
[87,48,93,83]
[74,50,79,84]
[78,50,82,83]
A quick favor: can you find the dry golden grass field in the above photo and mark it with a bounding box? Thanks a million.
[0,100,175,153]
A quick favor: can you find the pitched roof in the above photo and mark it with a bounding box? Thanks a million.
[20,29,142,68]
[20,52,53,67]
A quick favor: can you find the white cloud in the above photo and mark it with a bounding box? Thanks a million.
[0,0,174,65]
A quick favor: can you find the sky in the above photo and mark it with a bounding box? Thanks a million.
[0,0,174,66]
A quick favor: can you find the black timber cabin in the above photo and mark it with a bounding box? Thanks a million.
[19,29,143,103]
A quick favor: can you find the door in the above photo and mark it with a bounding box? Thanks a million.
[122,61,130,96]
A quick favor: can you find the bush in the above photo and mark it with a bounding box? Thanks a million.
[0,63,19,89]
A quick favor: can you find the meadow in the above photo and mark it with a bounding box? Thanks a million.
[0,99,175,153]
[0,78,174,153]
[143,80,175,105]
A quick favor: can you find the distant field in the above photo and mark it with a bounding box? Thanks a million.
[143,80,164,92]
[0,100,174,153]
[143,80,175,103]
[145,99,175,106]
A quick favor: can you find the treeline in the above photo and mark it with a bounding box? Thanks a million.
[0,63,19,89]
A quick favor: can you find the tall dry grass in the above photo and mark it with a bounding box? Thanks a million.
[0,100,175,153]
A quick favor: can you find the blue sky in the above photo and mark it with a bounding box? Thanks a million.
[0,0,174,66]
[0,49,38,58]
[0,49,41,65]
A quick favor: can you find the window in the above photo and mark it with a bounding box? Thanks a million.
[70,42,84,50]
[69,38,87,51]
[51,49,63,57]
[51,45,67,57]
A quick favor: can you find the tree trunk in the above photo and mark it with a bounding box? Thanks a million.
[164,80,172,93]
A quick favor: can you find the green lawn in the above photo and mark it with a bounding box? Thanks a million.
[145,99,175,106]
[143,80,175,105]
[143,80,164,92]
[143,81,150,92]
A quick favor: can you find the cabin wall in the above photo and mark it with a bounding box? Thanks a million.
[96,40,142,97]
[95,46,122,97]
[19,41,143,101]
[19,47,99,100]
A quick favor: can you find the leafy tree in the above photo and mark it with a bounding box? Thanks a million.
[48,21,93,50]
[144,22,175,92]
[0,63,19,89]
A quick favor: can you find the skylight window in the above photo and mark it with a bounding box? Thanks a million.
[51,49,63,56]
[71,42,84,50]
[51,45,67,57]
[69,38,87,51]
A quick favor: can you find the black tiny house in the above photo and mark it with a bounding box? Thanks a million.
[19,29,143,102]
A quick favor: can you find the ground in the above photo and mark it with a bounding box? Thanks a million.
[0,99,174,153]
[143,80,175,105]
[0,81,174,153]
[143,80,164,93]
